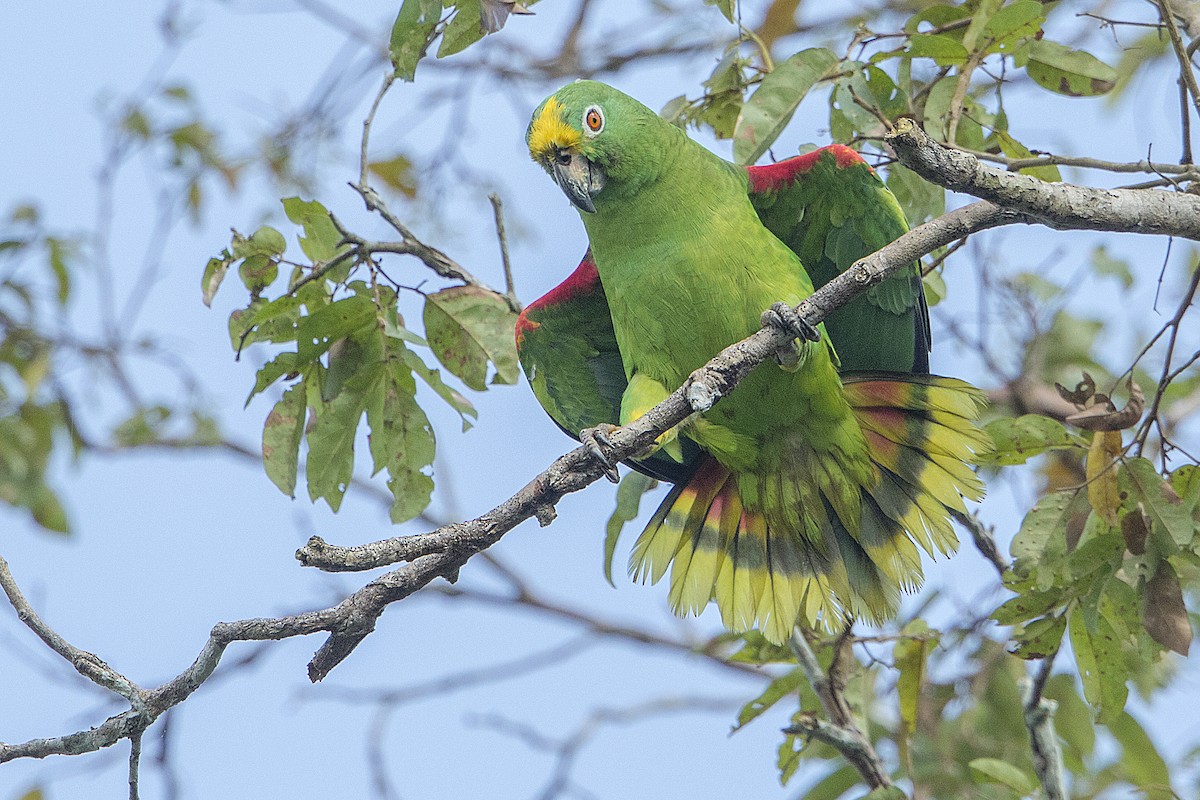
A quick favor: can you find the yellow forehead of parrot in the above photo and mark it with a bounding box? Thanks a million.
[528,96,582,163]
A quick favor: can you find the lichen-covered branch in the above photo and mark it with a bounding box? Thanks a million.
[12,114,1200,772]
[1024,655,1068,800]
[886,118,1200,241]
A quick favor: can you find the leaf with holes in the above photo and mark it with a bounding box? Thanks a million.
[262,382,306,497]
[981,414,1082,466]
[423,285,519,391]
[390,0,441,80]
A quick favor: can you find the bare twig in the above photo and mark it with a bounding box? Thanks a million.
[488,192,522,312]
[1157,0,1200,121]
[1023,653,1067,800]
[0,554,147,711]
[787,631,893,789]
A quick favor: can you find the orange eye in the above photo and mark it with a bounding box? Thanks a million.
[585,107,603,133]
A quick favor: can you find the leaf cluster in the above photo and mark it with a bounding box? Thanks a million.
[205,198,517,521]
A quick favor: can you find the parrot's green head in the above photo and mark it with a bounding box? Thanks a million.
[527,81,671,213]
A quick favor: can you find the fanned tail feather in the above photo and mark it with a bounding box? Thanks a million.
[629,373,988,645]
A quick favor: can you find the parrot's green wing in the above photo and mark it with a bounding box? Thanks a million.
[747,145,931,374]
[515,253,699,483]
[516,146,928,481]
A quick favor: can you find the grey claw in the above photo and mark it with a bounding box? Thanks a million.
[581,425,621,483]
[762,302,821,343]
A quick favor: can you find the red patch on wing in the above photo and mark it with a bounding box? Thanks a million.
[515,252,601,346]
[844,380,914,409]
[746,145,869,193]
[864,429,902,464]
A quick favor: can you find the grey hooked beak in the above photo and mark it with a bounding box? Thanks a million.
[550,148,605,213]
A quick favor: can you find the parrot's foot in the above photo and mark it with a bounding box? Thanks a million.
[580,423,621,484]
[761,302,822,343]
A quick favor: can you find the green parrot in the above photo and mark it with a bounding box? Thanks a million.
[517,80,987,644]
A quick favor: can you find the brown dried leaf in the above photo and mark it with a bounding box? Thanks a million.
[1055,372,1096,407]
[1065,380,1144,431]
[1143,561,1192,656]
[1121,505,1149,555]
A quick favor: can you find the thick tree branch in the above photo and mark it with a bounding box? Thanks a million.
[297,200,1021,579]
[14,115,1199,769]
[886,119,1200,241]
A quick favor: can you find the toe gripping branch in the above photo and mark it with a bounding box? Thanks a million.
[762,302,822,343]
[580,423,621,484]
[761,302,821,368]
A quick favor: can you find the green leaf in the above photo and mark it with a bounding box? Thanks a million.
[232,225,287,259]
[389,0,442,81]
[992,588,1062,625]
[1008,614,1066,659]
[306,367,374,512]
[1091,245,1134,289]
[1126,457,1196,549]
[1010,489,1079,568]
[981,414,1082,466]
[603,471,656,587]
[202,253,231,308]
[960,0,1001,54]
[262,382,306,498]
[367,361,436,523]
[859,788,907,800]
[1107,711,1174,799]
[229,294,304,352]
[1026,40,1117,96]
[733,666,806,731]
[887,163,944,226]
[281,197,344,264]
[968,758,1038,794]
[799,765,858,797]
[29,483,69,535]
[1043,673,1095,758]
[908,33,969,65]
[423,285,519,391]
[296,294,376,362]
[247,352,301,403]
[238,254,279,295]
[733,48,839,165]
[113,406,171,447]
[705,0,734,23]
[438,0,484,58]
[399,346,477,430]
[45,236,72,304]
[1069,607,1128,722]
[894,619,931,738]
[995,130,1062,182]
[980,0,1044,51]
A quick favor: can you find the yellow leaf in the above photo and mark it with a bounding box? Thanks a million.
[1086,430,1121,527]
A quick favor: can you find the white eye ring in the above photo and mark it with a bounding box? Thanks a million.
[583,105,604,136]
